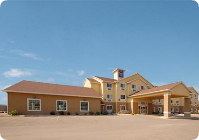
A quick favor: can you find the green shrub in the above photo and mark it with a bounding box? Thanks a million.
[67,112,70,115]
[102,111,108,115]
[50,111,55,115]
[95,111,100,115]
[9,110,19,116]
[59,111,65,115]
[89,111,94,115]
[75,112,79,115]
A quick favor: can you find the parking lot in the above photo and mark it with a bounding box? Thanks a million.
[0,114,199,140]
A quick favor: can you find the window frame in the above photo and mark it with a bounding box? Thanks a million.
[27,98,41,111]
[80,101,89,112]
[120,83,125,90]
[106,105,113,111]
[107,83,112,90]
[120,105,126,111]
[56,100,67,111]
[120,95,126,100]
[132,84,137,91]
[106,94,113,101]
[141,86,145,90]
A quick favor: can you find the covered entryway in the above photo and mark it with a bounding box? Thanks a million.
[128,82,191,118]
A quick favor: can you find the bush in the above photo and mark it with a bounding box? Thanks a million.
[59,111,65,115]
[67,112,70,115]
[117,111,121,114]
[95,111,100,115]
[102,111,108,115]
[131,113,135,115]
[50,111,55,115]
[75,112,79,115]
[89,111,94,115]
[9,110,19,116]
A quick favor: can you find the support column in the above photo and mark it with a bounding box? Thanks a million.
[163,93,171,118]
[131,100,138,114]
[184,97,191,117]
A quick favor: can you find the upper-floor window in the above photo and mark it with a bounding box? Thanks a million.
[141,86,145,90]
[120,84,125,90]
[171,100,173,104]
[158,99,162,104]
[147,86,151,89]
[195,102,197,106]
[120,95,126,100]
[195,94,198,99]
[176,101,179,105]
[107,83,112,90]
[107,94,112,101]
[190,94,193,98]
[132,84,137,91]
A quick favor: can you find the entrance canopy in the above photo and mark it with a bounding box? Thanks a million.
[128,82,191,99]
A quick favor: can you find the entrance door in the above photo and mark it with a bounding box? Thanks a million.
[120,105,126,111]
[138,102,148,114]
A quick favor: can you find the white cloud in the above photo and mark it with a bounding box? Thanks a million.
[0,85,10,105]
[11,50,43,60]
[77,70,85,76]
[3,69,33,78]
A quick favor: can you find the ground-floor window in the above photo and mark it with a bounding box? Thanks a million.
[176,108,179,113]
[80,101,89,112]
[153,107,156,112]
[56,100,67,111]
[190,108,193,113]
[106,105,113,111]
[171,107,174,113]
[28,99,41,111]
[194,108,198,113]
[120,105,126,111]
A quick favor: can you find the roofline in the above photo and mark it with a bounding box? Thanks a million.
[127,78,149,85]
[3,90,102,99]
[93,76,116,83]
[129,89,171,97]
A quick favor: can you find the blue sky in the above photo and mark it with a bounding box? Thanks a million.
[0,0,199,105]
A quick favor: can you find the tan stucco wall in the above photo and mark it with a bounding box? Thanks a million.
[8,92,101,115]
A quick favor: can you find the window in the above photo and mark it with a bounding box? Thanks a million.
[152,100,156,104]
[171,100,173,103]
[120,105,126,111]
[190,94,193,98]
[195,108,198,113]
[176,108,179,113]
[158,99,162,104]
[176,101,179,105]
[80,101,89,112]
[190,101,192,105]
[107,94,112,101]
[56,100,67,111]
[106,105,113,111]
[107,83,112,90]
[141,86,145,90]
[191,108,193,113]
[132,84,137,91]
[195,102,197,106]
[195,94,198,99]
[120,84,125,90]
[120,95,126,100]
[28,99,41,111]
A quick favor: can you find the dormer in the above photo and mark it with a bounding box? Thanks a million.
[113,68,125,80]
